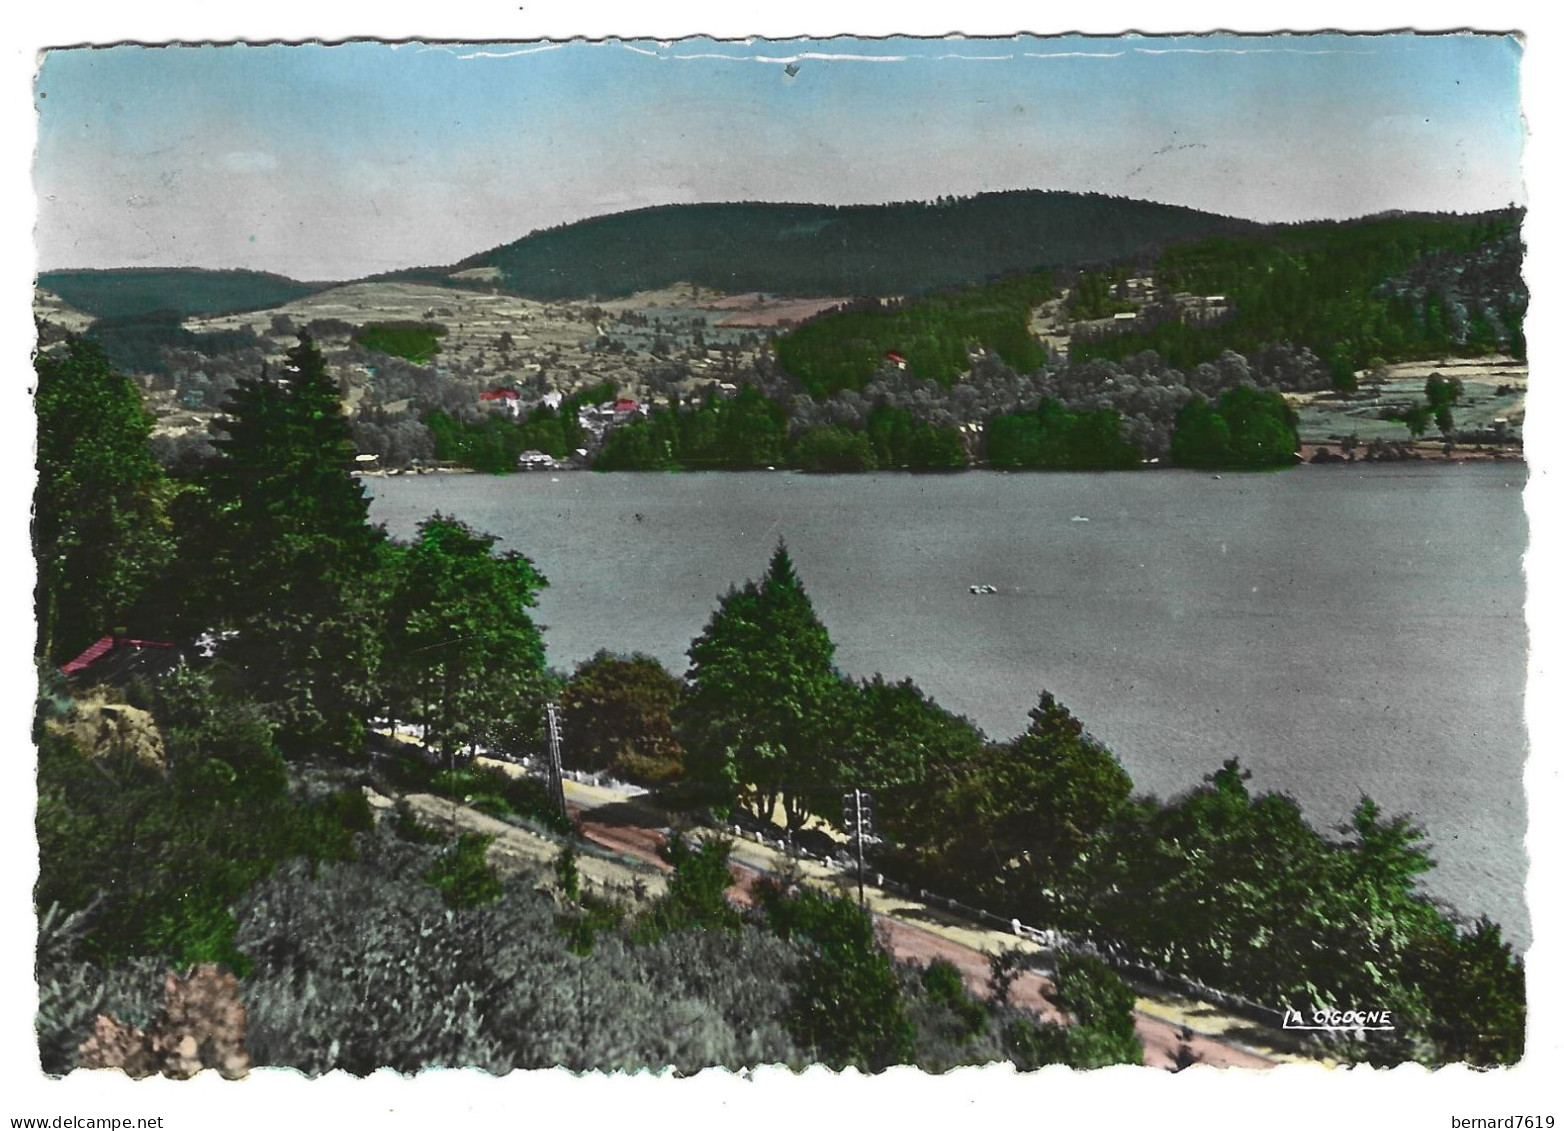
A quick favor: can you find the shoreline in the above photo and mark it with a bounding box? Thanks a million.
[357,449,1527,477]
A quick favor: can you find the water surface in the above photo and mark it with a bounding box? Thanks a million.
[367,464,1529,944]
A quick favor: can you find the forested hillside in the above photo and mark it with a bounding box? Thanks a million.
[37,268,329,320]
[436,192,1258,299]
[1071,211,1526,387]
[776,272,1055,397]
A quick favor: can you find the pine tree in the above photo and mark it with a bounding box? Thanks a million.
[679,540,843,829]
[192,333,385,753]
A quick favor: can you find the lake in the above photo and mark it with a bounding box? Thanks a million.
[366,463,1530,946]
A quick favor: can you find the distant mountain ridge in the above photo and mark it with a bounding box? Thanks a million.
[42,195,1509,322]
[35,268,333,321]
[424,191,1263,299]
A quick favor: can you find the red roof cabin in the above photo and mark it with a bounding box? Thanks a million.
[60,634,180,685]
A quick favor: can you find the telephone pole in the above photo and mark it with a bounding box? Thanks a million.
[841,788,875,910]
[545,701,568,824]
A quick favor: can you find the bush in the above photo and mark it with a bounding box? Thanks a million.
[424,834,504,910]
[322,787,376,833]
[1047,953,1143,1068]
[35,727,360,971]
[920,959,988,1039]
[1000,1014,1068,1070]
[756,880,916,1071]
[233,830,808,1073]
[426,764,571,834]
[633,835,740,942]
[35,904,166,1075]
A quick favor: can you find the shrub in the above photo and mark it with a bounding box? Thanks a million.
[756,880,915,1071]
[1047,953,1143,1068]
[233,830,808,1073]
[920,959,988,1039]
[322,787,376,833]
[425,764,571,834]
[35,728,359,970]
[35,904,166,1075]
[424,835,504,910]
[633,834,740,941]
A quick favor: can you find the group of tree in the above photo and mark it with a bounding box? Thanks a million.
[1064,268,1138,321]
[594,388,970,473]
[83,311,264,382]
[594,385,787,471]
[594,368,1298,473]
[666,543,1524,1066]
[36,332,553,757]
[350,321,447,363]
[1167,385,1299,469]
[782,344,1328,464]
[985,398,1140,470]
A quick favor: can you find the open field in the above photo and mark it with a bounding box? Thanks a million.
[1289,355,1526,449]
[707,294,849,328]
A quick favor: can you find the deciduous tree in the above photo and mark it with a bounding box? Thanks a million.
[560,651,684,783]
[33,338,172,662]
[382,514,549,764]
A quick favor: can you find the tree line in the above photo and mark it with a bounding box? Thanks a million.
[443,190,1252,300]
[590,374,1297,472]
[651,542,1524,1065]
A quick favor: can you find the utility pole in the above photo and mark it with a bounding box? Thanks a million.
[842,788,875,910]
[545,701,568,824]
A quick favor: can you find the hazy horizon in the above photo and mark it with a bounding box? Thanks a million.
[34,34,1525,280]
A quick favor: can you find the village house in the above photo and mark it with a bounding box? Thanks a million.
[516,449,558,471]
[478,387,523,419]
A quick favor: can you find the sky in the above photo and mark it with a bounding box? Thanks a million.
[31,32,1525,281]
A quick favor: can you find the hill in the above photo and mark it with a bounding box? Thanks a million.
[420,191,1260,299]
[35,268,332,320]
